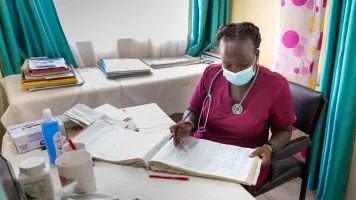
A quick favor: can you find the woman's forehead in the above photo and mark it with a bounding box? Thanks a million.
[219,39,255,60]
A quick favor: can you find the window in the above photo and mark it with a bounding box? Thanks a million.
[54,0,190,66]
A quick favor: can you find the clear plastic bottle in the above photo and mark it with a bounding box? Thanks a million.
[41,109,63,165]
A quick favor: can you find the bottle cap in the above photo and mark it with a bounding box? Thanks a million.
[19,157,46,176]
[43,109,52,122]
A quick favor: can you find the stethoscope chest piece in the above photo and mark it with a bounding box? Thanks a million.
[232,104,243,115]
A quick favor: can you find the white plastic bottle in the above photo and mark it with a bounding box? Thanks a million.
[18,157,55,200]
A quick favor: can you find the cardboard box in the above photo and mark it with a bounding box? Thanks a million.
[8,120,66,154]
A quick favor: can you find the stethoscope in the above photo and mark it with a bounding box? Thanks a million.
[196,65,260,138]
[196,69,223,137]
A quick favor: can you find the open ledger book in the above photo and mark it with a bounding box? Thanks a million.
[72,120,262,186]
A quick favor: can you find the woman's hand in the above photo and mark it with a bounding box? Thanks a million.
[170,121,194,147]
[249,146,272,167]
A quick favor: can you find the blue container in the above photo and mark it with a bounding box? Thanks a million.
[41,109,63,164]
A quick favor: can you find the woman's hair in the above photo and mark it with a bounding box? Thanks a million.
[216,22,262,56]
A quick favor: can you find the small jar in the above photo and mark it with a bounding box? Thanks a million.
[18,157,55,200]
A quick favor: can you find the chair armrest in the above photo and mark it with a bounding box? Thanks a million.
[271,136,312,162]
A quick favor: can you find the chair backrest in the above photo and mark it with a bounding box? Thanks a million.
[289,82,327,137]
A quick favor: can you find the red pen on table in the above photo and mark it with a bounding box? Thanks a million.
[67,139,77,150]
[149,174,189,181]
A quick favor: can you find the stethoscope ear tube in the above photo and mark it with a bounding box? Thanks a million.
[197,69,223,136]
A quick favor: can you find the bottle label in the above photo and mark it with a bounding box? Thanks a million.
[53,131,63,157]
[23,179,52,199]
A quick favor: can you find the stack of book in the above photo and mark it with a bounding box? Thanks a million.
[21,58,84,91]
[97,59,152,79]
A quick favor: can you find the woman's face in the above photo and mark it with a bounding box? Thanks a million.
[219,38,256,73]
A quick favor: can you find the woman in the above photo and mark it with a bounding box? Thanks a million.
[170,22,296,190]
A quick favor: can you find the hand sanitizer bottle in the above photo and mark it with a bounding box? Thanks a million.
[41,109,63,165]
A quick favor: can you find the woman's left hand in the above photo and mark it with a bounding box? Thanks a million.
[249,146,272,167]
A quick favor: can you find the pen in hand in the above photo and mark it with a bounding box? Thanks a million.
[170,111,192,141]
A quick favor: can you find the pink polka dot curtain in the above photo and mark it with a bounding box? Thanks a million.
[272,0,327,89]
[271,0,328,160]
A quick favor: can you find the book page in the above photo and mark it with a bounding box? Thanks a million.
[72,120,171,166]
[142,132,172,164]
[150,137,258,182]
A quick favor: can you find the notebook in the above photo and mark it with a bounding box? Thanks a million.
[141,55,201,69]
[98,59,152,79]
[20,77,77,88]
[72,120,261,186]
[21,59,70,76]
[22,71,75,83]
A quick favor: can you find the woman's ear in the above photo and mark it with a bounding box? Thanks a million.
[256,49,260,63]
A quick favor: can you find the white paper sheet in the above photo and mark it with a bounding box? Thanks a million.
[64,104,104,126]
[94,104,131,122]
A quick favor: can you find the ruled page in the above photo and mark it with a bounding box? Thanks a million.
[150,137,259,182]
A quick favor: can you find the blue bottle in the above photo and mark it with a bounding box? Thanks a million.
[41,109,63,165]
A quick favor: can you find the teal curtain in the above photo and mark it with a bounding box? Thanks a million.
[308,0,356,199]
[0,0,77,77]
[187,0,230,56]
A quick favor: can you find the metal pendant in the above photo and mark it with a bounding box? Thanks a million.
[232,104,243,115]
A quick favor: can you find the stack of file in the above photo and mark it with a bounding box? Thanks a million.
[21,58,84,91]
[141,55,201,69]
[201,51,221,61]
[97,59,152,79]
[202,51,221,59]
[64,104,137,130]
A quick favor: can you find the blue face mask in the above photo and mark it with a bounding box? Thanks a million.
[223,64,256,86]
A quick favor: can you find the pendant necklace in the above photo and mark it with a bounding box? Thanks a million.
[232,66,260,115]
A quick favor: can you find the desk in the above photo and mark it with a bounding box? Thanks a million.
[1,64,208,128]
[2,104,256,200]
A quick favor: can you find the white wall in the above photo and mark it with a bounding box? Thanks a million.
[230,0,280,68]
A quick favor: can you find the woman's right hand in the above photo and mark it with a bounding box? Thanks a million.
[170,121,194,147]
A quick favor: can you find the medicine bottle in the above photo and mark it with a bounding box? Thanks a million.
[18,157,55,200]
